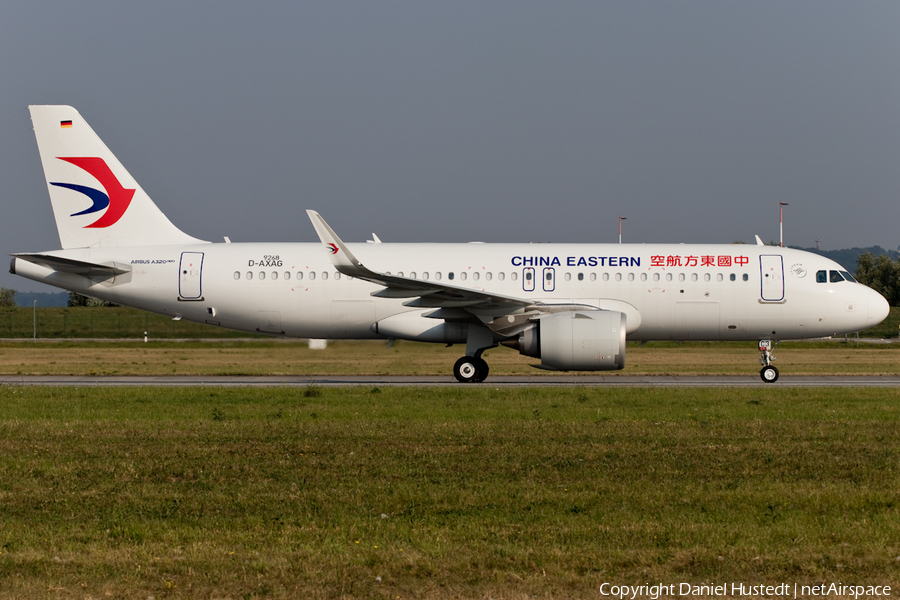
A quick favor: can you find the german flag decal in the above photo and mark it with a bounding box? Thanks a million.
[60,120,73,128]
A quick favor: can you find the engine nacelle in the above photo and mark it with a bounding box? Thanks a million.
[510,310,626,371]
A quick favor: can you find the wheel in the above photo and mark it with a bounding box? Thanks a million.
[760,365,779,383]
[474,357,489,383]
[454,356,479,383]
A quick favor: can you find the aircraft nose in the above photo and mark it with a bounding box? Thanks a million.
[867,287,890,325]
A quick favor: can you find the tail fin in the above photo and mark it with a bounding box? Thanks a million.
[29,105,207,249]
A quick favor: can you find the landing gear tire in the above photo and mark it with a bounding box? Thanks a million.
[454,356,479,383]
[454,356,490,383]
[760,365,779,383]
[474,357,489,382]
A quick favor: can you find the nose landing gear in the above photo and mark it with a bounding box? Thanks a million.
[758,339,779,383]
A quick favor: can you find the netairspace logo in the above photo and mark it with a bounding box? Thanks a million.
[598,582,891,599]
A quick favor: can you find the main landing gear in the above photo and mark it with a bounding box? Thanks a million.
[453,324,496,383]
[758,339,779,383]
[453,355,490,383]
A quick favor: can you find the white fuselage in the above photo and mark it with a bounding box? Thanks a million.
[13,241,888,342]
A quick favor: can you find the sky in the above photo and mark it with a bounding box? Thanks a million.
[2,1,899,292]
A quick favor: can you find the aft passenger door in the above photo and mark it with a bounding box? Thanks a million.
[178,252,204,300]
[759,255,784,302]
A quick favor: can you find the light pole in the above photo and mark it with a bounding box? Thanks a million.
[779,202,788,247]
[618,216,626,244]
[33,299,36,342]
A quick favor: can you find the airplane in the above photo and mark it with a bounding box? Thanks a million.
[10,105,891,383]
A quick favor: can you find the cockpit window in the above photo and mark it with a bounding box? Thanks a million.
[816,270,827,283]
[840,270,857,283]
[830,270,843,283]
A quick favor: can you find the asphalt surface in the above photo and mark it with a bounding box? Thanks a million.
[2,375,899,387]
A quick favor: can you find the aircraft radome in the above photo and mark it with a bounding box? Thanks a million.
[11,106,890,383]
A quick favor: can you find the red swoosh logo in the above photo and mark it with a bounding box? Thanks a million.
[57,157,136,228]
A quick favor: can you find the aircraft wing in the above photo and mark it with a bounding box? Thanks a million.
[306,211,602,333]
[307,210,529,311]
[11,253,131,278]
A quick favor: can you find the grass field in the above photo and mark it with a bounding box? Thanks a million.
[0,386,898,598]
[1,338,899,377]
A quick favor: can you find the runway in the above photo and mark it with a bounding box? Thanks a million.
[2,375,900,387]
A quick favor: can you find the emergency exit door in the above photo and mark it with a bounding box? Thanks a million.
[179,252,204,300]
[759,255,784,302]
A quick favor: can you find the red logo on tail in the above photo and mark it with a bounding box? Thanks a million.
[52,157,136,228]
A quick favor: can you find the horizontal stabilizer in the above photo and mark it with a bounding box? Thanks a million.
[11,253,130,278]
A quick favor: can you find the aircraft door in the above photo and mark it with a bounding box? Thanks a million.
[759,255,784,302]
[523,267,535,292]
[179,252,204,300]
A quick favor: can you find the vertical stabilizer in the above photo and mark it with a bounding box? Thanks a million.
[29,105,208,249]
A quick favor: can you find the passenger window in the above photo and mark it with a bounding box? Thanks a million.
[590,273,596,281]
[321,272,328,280]
[603,273,610,281]
[716,274,723,282]
[309,272,316,280]
[335,272,341,280]
[246,272,253,280]
[577,273,583,281]
[653,273,660,282]
[498,272,504,281]
[259,272,266,280]
[742,273,749,281]
[730,273,736,281]
[678,273,685,282]
[285,272,292,280]
[423,272,429,280]
[691,273,698,282]
[830,270,842,283]
[435,272,442,281]
[473,272,479,281]
[564,273,571,281]
[525,271,533,282]
[665,273,672,282]
[461,272,467,281]
[615,273,622,281]
[816,270,827,283]
[271,272,278,281]
[448,272,455,280]
[627,273,634,281]
[704,273,710,282]
[511,272,518,281]
[641,273,647,281]
[234,271,240,280]
[409,272,416,279]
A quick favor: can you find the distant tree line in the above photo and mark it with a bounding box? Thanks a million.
[794,245,900,270]
[0,288,15,307]
[67,292,119,307]
[855,253,900,306]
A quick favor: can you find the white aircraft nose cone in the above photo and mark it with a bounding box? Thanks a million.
[868,288,890,324]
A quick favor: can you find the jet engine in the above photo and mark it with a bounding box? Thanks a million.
[505,310,626,371]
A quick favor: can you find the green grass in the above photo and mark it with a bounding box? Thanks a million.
[0,306,265,339]
[1,386,899,598]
